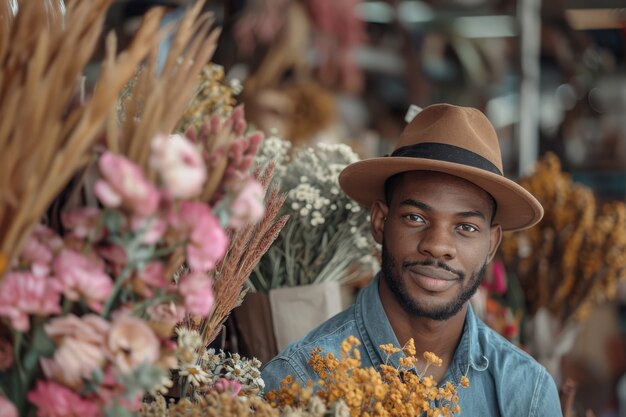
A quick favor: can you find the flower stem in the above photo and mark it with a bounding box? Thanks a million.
[101,265,133,319]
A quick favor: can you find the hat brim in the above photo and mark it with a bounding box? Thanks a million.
[338,157,543,232]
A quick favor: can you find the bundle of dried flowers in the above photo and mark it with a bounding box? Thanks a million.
[500,152,626,324]
[108,0,221,173]
[141,391,280,417]
[266,337,467,417]
[0,0,163,276]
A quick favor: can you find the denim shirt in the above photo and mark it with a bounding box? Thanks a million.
[261,275,562,416]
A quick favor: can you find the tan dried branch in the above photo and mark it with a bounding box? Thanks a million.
[0,0,161,276]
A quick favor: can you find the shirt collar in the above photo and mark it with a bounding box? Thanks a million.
[355,273,490,382]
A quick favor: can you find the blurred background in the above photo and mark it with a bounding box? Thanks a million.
[55,0,626,415]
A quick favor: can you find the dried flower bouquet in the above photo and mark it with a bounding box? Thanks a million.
[500,152,626,325]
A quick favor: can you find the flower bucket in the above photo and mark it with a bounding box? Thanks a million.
[233,282,357,362]
[269,281,356,352]
[232,291,279,364]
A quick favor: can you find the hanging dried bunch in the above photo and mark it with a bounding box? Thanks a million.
[500,152,626,323]
[0,0,163,276]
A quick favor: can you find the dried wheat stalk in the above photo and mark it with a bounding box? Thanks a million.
[199,162,289,347]
[0,0,162,276]
[108,0,222,175]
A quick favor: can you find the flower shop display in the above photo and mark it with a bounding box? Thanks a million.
[232,135,380,359]
[0,2,288,416]
[499,152,626,378]
[0,0,164,276]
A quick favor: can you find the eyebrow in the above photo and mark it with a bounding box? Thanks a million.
[399,198,487,221]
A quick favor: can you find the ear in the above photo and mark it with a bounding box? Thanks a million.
[370,200,388,245]
[486,224,502,263]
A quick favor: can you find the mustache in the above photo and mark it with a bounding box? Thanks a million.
[402,258,464,280]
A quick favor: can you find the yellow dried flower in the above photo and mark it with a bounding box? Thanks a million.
[423,351,443,367]
[268,337,467,417]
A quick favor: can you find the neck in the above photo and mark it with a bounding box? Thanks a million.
[378,279,467,381]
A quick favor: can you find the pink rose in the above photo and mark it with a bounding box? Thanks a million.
[0,394,17,417]
[228,177,265,229]
[27,380,101,417]
[61,207,101,240]
[173,202,228,272]
[0,272,61,332]
[108,315,159,373]
[151,134,207,199]
[130,216,167,245]
[96,152,159,216]
[53,249,113,313]
[133,262,167,297]
[19,224,64,277]
[178,271,214,316]
[41,314,110,389]
[20,235,53,277]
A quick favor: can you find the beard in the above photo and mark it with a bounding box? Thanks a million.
[381,243,486,321]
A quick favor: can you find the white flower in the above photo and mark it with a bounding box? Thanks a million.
[179,365,211,387]
[175,328,203,351]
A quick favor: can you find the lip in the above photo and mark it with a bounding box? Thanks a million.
[407,265,459,292]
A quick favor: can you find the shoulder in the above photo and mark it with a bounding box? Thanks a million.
[475,321,562,415]
[261,306,359,393]
[476,319,540,369]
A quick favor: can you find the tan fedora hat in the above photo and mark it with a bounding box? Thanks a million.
[338,103,543,232]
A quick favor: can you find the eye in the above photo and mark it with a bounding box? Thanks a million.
[458,224,478,233]
[404,213,425,224]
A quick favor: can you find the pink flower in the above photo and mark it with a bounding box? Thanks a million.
[133,262,167,297]
[173,202,228,272]
[53,249,113,313]
[483,259,508,295]
[211,377,242,396]
[27,380,101,417]
[40,314,110,389]
[228,177,265,229]
[19,224,64,277]
[0,394,17,417]
[131,216,166,245]
[178,271,214,316]
[108,315,159,373]
[20,235,53,276]
[0,272,61,332]
[151,134,207,199]
[146,301,185,338]
[61,207,101,240]
[96,152,159,216]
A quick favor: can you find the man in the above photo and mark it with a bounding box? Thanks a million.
[261,104,562,416]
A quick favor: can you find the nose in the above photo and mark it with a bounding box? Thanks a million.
[417,225,457,260]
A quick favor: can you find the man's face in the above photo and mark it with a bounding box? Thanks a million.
[372,171,502,321]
